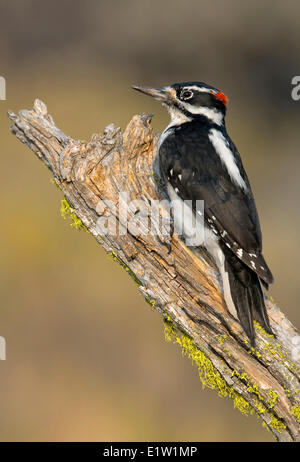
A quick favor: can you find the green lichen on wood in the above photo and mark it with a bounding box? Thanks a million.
[262,340,298,374]
[60,198,89,232]
[151,170,161,184]
[163,316,287,434]
[231,370,264,402]
[217,334,227,345]
[253,320,274,339]
[254,399,268,415]
[248,345,263,360]
[163,317,252,416]
[252,399,286,434]
[291,405,300,423]
[231,371,285,431]
[50,178,62,191]
[267,389,279,410]
[284,385,292,398]
[254,320,298,374]
[107,251,142,286]
[144,298,156,309]
[106,252,156,310]
[268,416,286,432]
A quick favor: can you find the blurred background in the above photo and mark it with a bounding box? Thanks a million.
[0,0,300,442]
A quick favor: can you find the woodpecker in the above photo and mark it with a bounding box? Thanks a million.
[132,81,274,346]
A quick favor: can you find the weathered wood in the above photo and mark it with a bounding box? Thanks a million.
[8,99,300,441]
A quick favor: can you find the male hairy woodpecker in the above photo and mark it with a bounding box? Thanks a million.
[132,81,274,346]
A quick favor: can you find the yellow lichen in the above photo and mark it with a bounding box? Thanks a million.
[267,389,278,410]
[291,405,300,423]
[262,421,270,432]
[253,399,286,432]
[262,340,298,374]
[163,317,252,416]
[218,334,227,345]
[60,198,89,232]
[107,251,141,286]
[248,345,263,360]
[164,317,287,434]
[254,321,298,374]
[231,370,264,402]
[269,416,286,431]
[144,298,156,309]
[51,178,62,190]
[254,320,274,339]
[254,399,267,415]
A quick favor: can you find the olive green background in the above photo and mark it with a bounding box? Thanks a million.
[0,0,300,442]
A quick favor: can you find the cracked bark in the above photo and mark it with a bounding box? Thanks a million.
[7,99,300,442]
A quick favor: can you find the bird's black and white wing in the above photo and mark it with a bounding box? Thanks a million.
[159,123,273,284]
[158,123,273,344]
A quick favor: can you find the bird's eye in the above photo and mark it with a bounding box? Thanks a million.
[180,90,193,100]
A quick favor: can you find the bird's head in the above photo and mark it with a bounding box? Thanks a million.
[132,81,228,126]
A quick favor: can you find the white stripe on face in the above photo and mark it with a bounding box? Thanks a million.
[180,103,224,125]
[181,85,216,94]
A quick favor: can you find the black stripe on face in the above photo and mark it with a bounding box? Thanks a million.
[173,101,193,118]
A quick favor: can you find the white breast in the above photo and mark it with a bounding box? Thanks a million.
[166,183,204,247]
[158,107,192,151]
[166,183,238,318]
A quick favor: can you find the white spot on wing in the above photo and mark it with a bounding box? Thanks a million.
[237,248,243,258]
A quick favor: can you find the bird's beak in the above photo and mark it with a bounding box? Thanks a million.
[132,85,173,104]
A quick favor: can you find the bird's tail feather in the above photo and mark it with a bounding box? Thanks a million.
[224,252,273,346]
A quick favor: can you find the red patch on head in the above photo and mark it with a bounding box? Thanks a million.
[212,91,229,106]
